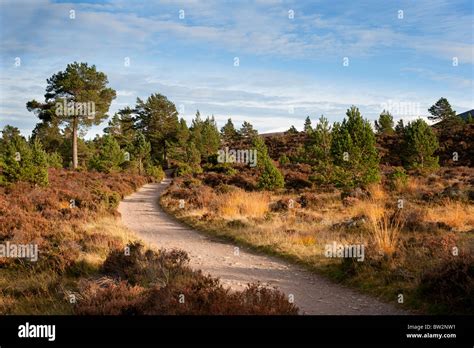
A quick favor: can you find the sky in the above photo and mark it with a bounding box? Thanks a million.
[0,0,473,138]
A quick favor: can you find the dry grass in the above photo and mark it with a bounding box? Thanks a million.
[366,206,402,257]
[425,201,474,231]
[215,189,270,219]
[162,170,474,313]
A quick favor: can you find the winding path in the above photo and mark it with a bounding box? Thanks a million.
[118,178,406,315]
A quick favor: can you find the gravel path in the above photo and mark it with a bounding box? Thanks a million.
[118,178,406,315]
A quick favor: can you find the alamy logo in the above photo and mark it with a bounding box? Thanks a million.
[18,322,55,341]
[55,99,96,119]
[0,242,38,261]
[217,147,257,167]
[324,241,365,262]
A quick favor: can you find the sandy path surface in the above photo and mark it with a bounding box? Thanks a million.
[118,178,406,315]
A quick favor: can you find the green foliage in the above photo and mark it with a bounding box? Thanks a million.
[221,118,239,143]
[89,135,124,173]
[135,93,179,164]
[374,110,394,134]
[175,163,202,177]
[253,136,284,190]
[46,151,63,169]
[304,116,313,134]
[0,127,49,186]
[203,162,237,176]
[145,165,164,181]
[239,121,258,139]
[287,125,298,135]
[402,119,439,169]
[330,106,380,188]
[278,154,290,165]
[258,159,285,190]
[304,116,333,184]
[252,136,269,168]
[31,120,63,153]
[104,107,136,147]
[389,166,408,190]
[428,97,456,122]
[466,113,473,124]
[26,62,116,169]
[201,116,221,160]
[130,131,151,175]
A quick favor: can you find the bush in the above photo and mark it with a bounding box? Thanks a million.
[46,152,63,169]
[330,106,380,188]
[102,242,190,287]
[88,135,124,173]
[203,162,237,176]
[146,165,164,181]
[77,243,298,315]
[389,167,408,190]
[418,255,474,313]
[175,163,202,177]
[279,154,290,165]
[284,171,312,190]
[258,160,284,191]
[0,136,49,186]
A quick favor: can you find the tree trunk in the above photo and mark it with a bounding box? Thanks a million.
[72,116,78,169]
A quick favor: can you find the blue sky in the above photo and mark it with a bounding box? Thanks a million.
[0,0,472,138]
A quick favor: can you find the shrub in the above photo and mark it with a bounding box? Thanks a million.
[330,106,380,188]
[389,167,408,190]
[77,242,299,315]
[88,135,124,173]
[284,171,312,190]
[146,165,164,182]
[279,154,290,165]
[46,152,63,169]
[418,255,474,314]
[175,163,202,177]
[258,160,285,191]
[0,136,49,186]
[216,189,270,219]
[102,242,190,287]
[402,119,439,170]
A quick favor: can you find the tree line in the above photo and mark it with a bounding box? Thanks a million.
[0,61,469,190]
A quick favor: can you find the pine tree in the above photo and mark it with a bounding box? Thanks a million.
[428,97,456,122]
[190,110,204,156]
[239,121,258,139]
[104,107,136,147]
[252,136,284,190]
[221,118,239,143]
[135,94,179,165]
[252,136,269,169]
[201,116,221,160]
[374,110,394,134]
[131,131,151,175]
[287,125,298,135]
[26,62,116,169]
[402,119,439,169]
[258,160,285,190]
[330,106,380,188]
[305,116,332,184]
[304,116,313,134]
[89,135,124,173]
[0,126,48,186]
[30,139,49,186]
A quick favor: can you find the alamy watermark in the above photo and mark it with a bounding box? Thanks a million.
[0,242,38,261]
[217,147,257,167]
[55,99,96,119]
[380,100,420,116]
[324,241,365,262]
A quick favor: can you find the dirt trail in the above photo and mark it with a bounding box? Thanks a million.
[118,178,406,315]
